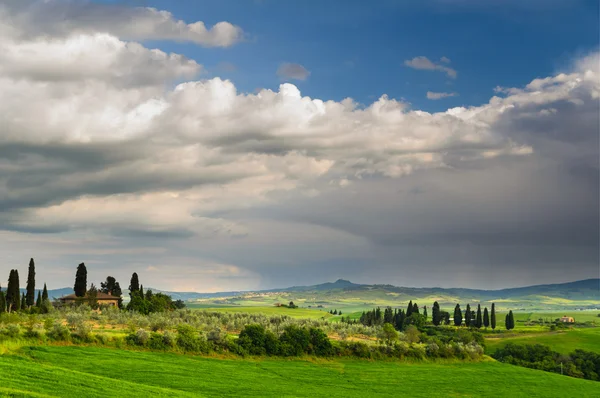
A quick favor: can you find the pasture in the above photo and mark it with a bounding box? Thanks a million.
[1,345,599,397]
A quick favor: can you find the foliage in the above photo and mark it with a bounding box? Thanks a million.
[74,263,87,297]
[101,276,123,308]
[25,258,36,308]
[493,343,600,381]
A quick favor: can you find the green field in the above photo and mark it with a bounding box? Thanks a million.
[485,327,600,355]
[0,345,598,397]
[187,305,334,319]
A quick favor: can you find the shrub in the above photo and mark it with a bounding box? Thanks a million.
[279,325,310,356]
[238,324,267,355]
[309,327,333,356]
[47,322,70,342]
[176,324,206,352]
[95,333,109,345]
[4,324,21,338]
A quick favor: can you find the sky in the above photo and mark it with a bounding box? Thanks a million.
[0,0,598,292]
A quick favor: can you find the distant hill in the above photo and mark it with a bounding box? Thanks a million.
[35,278,599,310]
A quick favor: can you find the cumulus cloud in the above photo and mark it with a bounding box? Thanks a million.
[427,91,458,100]
[405,56,457,78]
[0,1,244,47]
[0,3,597,289]
[277,63,311,81]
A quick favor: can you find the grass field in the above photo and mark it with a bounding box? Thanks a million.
[0,345,598,397]
[485,327,600,355]
[187,305,333,319]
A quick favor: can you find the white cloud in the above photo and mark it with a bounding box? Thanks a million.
[277,63,311,81]
[0,1,244,47]
[0,4,598,290]
[427,91,458,100]
[405,56,457,78]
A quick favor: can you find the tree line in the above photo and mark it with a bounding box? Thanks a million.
[2,259,183,314]
[357,301,516,331]
[1,259,52,314]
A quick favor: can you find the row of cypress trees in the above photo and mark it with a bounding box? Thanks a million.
[1,258,50,313]
[431,301,510,330]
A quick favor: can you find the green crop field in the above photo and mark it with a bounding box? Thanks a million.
[187,305,334,319]
[485,327,600,355]
[0,345,598,397]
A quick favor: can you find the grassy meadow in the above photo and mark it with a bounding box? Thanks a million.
[0,345,599,397]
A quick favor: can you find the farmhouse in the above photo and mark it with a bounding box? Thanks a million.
[58,292,119,307]
[559,316,575,323]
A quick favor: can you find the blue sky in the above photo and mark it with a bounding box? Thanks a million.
[102,0,598,112]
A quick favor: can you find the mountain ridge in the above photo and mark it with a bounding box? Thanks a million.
[40,278,599,302]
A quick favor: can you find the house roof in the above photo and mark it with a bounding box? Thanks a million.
[59,292,119,300]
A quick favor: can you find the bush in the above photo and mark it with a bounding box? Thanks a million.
[176,324,206,352]
[47,322,70,342]
[279,325,310,356]
[237,324,267,355]
[3,324,21,338]
[309,327,333,356]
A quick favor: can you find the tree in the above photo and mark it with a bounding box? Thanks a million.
[100,276,123,308]
[87,283,98,309]
[35,291,42,308]
[423,306,428,320]
[406,300,413,317]
[6,269,20,312]
[432,301,441,326]
[483,307,490,328]
[508,310,515,330]
[74,262,87,297]
[476,304,483,328]
[465,304,472,327]
[0,291,5,313]
[381,323,399,346]
[42,283,48,301]
[139,285,144,300]
[491,303,497,330]
[25,258,36,307]
[453,304,462,326]
[129,273,140,298]
[505,313,510,330]
[21,293,26,310]
[412,302,419,315]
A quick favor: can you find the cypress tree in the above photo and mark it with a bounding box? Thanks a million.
[508,310,515,330]
[453,304,462,326]
[423,306,428,320]
[6,269,20,312]
[0,291,5,313]
[74,263,87,297]
[432,301,441,326]
[129,273,140,298]
[36,291,42,308]
[476,304,482,328]
[20,293,26,310]
[505,313,510,330]
[25,258,35,307]
[139,285,145,300]
[491,303,496,330]
[412,302,419,315]
[465,304,471,327]
[406,300,413,317]
[483,307,489,328]
[42,283,48,301]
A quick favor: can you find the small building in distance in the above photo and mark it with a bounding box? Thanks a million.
[58,292,119,307]
[559,316,575,323]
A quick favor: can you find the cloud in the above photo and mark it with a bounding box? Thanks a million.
[0,4,597,289]
[440,56,451,63]
[427,91,458,100]
[0,1,244,47]
[404,56,457,78]
[277,63,311,80]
